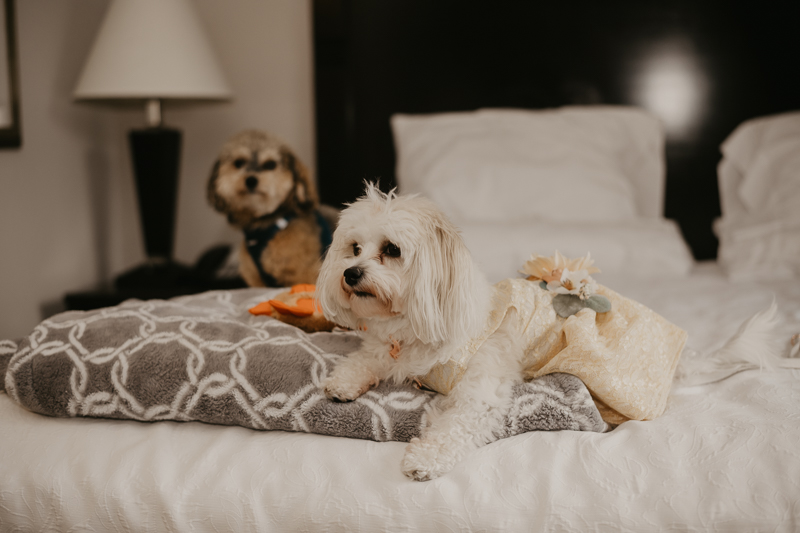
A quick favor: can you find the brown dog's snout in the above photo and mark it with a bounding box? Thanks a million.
[344,266,363,286]
[245,175,259,191]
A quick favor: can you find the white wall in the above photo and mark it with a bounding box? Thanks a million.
[0,0,315,340]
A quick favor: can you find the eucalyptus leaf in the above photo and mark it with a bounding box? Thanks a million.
[552,294,586,318]
[539,281,548,290]
[585,295,612,313]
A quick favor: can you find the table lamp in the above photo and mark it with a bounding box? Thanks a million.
[73,0,232,289]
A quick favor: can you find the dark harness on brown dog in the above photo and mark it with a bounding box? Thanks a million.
[243,211,333,287]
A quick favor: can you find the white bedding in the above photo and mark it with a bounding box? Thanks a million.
[2,264,799,532]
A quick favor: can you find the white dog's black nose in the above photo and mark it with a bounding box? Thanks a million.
[245,175,259,191]
[344,266,363,286]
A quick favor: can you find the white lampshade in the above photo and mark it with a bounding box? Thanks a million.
[73,0,232,100]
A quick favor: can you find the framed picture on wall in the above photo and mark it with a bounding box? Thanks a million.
[0,0,20,148]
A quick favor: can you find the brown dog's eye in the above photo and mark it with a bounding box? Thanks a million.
[233,158,247,169]
[261,160,277,171]
[383,242,401,258]
[352,243,360,257]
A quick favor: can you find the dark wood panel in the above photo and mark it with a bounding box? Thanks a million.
[313,0,800,259]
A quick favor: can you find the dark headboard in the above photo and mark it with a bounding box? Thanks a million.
[313,0,800,260]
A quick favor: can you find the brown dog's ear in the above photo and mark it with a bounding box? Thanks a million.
[282,149,318,212]
[207,160,226,213]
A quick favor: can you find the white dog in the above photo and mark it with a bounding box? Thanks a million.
[317,183,782,481]
[317,183,526,481]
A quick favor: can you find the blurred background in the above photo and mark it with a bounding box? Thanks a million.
[0,0,797,340]
[0,1,315,340]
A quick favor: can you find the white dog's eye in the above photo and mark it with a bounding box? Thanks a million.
[261,160,277,171]
[233,158,247,169]
[352,243,361,257]
[383,242,401,258]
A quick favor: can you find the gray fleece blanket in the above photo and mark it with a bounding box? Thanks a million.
[1,289,607,442]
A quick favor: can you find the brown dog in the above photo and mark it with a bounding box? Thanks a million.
[207,130,338,287]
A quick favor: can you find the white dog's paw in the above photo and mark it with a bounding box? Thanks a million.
[401,438,456,481]
[322,373,378,402]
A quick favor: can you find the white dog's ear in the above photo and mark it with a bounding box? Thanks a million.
[406,215,484,345]
[315,237,357,330]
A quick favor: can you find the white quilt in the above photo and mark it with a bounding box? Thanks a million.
[1,264,799,532]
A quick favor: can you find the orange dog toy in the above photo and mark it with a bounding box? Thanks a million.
[249,284,335,333]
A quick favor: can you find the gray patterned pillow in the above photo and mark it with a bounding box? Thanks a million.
[1,289,607,442]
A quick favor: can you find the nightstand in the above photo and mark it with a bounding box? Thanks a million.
[64,245,248,311]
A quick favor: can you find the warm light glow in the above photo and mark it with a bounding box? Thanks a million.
[632,38,708,140]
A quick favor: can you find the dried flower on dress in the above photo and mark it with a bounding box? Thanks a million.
[520,251,610,318]
[521,251,600,285]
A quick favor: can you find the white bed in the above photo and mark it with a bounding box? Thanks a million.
[2,108,799,532]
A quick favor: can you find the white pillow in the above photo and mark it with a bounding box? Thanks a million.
[737,137,800,213]
[458,219,694,284]
[717,111,800,280]
[392,106,666,224]
[715,212,800,282]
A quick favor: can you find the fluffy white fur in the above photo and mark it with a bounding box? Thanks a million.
[317,184,525,480]
[318,183,783,481]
